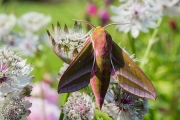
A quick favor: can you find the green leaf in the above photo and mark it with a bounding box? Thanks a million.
[94,116,103,120]
[94,109,113,120]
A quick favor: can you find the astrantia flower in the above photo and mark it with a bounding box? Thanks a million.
[144,0,180,16]
[102,80,148,120]
[62,92,95,120]
[157,0,180,16]
[110,0,160,38]
[18,11,51,32]
[2,32,39,57]
[27,97,60,120]
[0,92,31,120]
[0,47,33,96]
[0,14,16,38]
[59,62,69,77]
[16,32,39,57]
[47,22,88,64]
[0,32,20,47]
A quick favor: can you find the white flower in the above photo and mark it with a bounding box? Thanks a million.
[144,0,180,16]
[59,62,69,77]
[111,0,160,38]
[0,14,16,38]
[144,0,179,7]
[62,92,95,120]
[0,91,31,120]
[47,22,88,64]
[160,0,180,16]
[1,32,39,57]
[102,80,149,120]
[18,11,51,32]
[0,32,20,47]
[16,32,39,57]
[164,2,180,16]
[0,47,33,96]
[2,32,39,57]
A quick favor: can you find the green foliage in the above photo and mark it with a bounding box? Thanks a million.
[94,109,113,120]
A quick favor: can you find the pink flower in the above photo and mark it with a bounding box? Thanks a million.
[87,3,97,16]
[31,82,58,104]
[27,97,60,120]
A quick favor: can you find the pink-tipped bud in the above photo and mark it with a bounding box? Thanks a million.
[87,3,97,16]
[169,19,177,30]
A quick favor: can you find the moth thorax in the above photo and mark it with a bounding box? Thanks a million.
[92,26,106,41]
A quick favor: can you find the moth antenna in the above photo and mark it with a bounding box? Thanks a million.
[72,19,96,28]
[103,23,131,29]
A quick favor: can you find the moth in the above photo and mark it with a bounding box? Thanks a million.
[47,21,156,109]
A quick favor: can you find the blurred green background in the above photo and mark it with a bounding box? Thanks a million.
[0,0,180,120]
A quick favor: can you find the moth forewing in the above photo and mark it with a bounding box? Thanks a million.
[58,39,95,93]
[110,41,156,100]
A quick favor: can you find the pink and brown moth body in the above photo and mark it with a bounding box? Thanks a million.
[47,23,156,110]
[90,27,112,109]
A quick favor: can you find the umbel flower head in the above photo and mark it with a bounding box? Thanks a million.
[0,14,16,39]
[16,32,39,57]
[62,91,95,120]
[1,32,39,57]
[18,11,51,32]
[144,0,180,16]
[0,47,33,96]
[47,21,88,64]
[103,79,149,120]
[58,62,69,77]
[110,0,160,38]
[0,91,32,120]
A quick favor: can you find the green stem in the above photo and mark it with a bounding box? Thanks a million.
[59,113,64,120]
[128,33,136,57]
[59,93,70,120]
[140,18,163,68]
[0,0,2,5]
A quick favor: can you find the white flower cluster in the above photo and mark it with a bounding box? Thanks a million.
[0,47,34,120]
[0,14,16,39]
[0,92,32,120]
[0,12,51,57]
[18,11,51,32]
[102,79,149,120]
[62,92,95,120]
[59,62,69,78]
[47,22,88,64]
[111,0,180,38]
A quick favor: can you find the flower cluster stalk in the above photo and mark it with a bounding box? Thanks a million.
[140,17,163,68]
